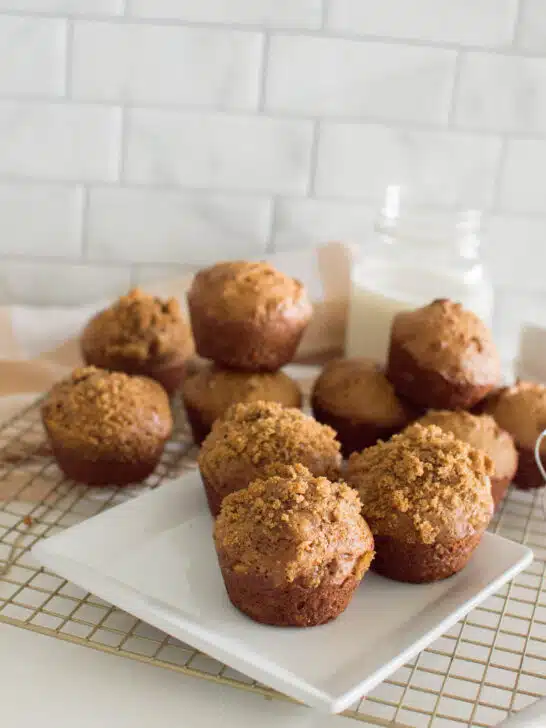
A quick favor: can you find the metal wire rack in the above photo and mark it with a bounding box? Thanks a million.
[0,395,545,728]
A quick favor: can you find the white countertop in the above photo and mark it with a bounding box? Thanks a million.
[1,623,363,728]
[0,394,364,728]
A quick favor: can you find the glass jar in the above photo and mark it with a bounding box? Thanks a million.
[345,186,494,363]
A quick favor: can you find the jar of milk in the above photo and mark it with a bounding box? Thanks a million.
[345,186,494,363]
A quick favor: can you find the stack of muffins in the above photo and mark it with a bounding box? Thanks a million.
[42,289,196,486]
[181,261,311,444]
[38,264,545,631]
[182,262,379,626]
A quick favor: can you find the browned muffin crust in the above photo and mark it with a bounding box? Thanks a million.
[187,261,312,371]
[42,366,172,486]
[182,364,302,444]
[387,299,501,410]
[198,400,341,515]
[214,464,374,626]
[417,410,518,507]
[81,289,194,394]
[483,381,546,489]
[347,424,494,582]
[311,358,415,456]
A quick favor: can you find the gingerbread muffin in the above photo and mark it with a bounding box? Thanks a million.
[311,358,415,457]
[181,363,302,444]
[483,381,546,490]
[81,288,194,395]
[417,410,518,507]
[387,299,501,410]
[42,367,172,486]
[187,261,312,371]
[346,424,494,583]
[198,401,341,515]
[214,464,375,627]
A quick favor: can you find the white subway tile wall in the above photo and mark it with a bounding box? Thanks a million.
[0,1,122,14]
[0,0,544,304]
[0,16,66,96]
[130,0,323,28]
[124,111,313,192]
[266,36,456,122]
[0,101,121,181]
[499,139,546,214]
[315,123,501,205]
[87,188,271,262]
[71,23,263,109]
[328,0,518,47]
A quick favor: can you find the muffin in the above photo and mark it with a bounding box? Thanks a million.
[417,410,518,507]
[81,288,194,395]
[483,381,546,490]
[311,358,415,457]
[214,464,375,627]
[387,299,501,410]
[187,261,312,371]
[181,364,302,444]
[42,367,173,486]
[346,424,494,583]
[198,400,341,515]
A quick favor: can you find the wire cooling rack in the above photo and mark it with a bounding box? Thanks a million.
[0,396,545,728]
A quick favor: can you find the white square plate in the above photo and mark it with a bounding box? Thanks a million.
[32,472,533,714]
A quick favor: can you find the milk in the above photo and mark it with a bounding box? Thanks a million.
[345,260,494,363]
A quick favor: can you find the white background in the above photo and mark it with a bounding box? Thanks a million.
[0,0,545,310]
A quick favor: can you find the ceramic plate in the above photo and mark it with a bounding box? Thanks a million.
[32,472,533,714]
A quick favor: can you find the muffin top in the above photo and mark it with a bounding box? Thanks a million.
[187,261,312,322]
[391,299,501,386]
[198,401,341,494]
[347,423,494,545]
[418,410,518,480]
[312,357,412,425]
[42,367,172,459]
[484,381,546,452]
[81,288,194,364]
[182,364,302,425]
[215,464,374,588]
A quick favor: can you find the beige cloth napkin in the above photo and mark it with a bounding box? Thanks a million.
[0,243,351,397]
[516,323,546,383]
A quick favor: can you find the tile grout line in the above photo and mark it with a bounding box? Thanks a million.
[64,17,74,99]
[78,185,89,258]
[511,0,525,48]
[321,0,329,28]
[265,197,277,254]
[446,49,463,126]
[307,120,321,196]
[257,31,270,112]
[1,93,546,145]
[0,8,543,60]
[117,105,128,183]
[488,138,509,214]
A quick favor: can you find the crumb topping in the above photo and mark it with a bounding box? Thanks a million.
[312,357,412,424]
[214,464,374,587]
[182,364,302,426]
[347,423,494,545]
[81,288,194,363]
[198,401,341,496]
[484,380,546,451]
[42,366,172,460]
[418,410,518,480]
[187,261,312,321]
[392,299,501,386]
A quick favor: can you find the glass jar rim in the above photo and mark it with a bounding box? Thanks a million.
[375,185,483,256]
